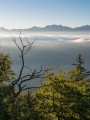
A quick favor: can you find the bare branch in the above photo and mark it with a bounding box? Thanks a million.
[11,33,54,100]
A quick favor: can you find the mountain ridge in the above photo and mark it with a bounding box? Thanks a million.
[0,25,90,32]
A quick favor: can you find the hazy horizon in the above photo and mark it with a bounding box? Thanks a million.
[1,24,90,30]
[0,0,90,29]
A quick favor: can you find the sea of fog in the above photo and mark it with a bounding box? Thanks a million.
[0,31,90,86]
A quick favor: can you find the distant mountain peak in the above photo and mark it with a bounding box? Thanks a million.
[0,27,6,30]
[0,25,90,32]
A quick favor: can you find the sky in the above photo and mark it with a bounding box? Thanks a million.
[0,0,90,29]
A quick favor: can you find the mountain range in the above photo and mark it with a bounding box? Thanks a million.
[0,25,90,32]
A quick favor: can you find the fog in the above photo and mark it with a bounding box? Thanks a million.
[0,32,90,86]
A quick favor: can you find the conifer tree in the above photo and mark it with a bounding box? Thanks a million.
[72,54,90,80]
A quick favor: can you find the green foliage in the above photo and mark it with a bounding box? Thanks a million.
[0,84,13,120]
[0,53,15,83]
[35,70,90,120]
[0,52,90,120]
[0,53,15,120]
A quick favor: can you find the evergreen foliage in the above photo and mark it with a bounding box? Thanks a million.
[0,52,90,120]
[72,54,90,80]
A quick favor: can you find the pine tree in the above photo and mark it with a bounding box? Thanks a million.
[72,54,90,80]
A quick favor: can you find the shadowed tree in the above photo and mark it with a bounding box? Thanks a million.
[71,54,90,80]
[0,53,15,120]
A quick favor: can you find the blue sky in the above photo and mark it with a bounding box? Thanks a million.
[0,0,90,29]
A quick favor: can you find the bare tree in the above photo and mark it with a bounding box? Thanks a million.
[10,33,51,100]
